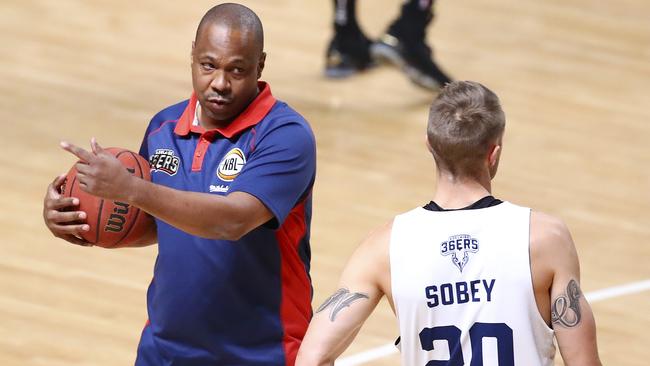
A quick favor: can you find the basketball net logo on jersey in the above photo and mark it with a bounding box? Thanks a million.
[440,234,480,273]
[150,148,180,176]
[217,148,246,182]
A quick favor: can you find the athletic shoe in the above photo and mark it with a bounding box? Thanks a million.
[371,33,452,90]
[324,30,375,78]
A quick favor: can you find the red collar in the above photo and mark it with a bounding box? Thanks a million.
[174,81,276,138]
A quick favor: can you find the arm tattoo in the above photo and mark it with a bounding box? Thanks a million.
[551,279,582,328]
[315,288,369,322]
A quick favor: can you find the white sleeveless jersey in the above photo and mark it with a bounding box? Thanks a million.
[390,201,555,366]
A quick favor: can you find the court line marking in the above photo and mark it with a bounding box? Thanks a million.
[584,279,650,302]
[335,278,650,366]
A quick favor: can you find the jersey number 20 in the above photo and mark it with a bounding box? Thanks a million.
[419,322,514,365]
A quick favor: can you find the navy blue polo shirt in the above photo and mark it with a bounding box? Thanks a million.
[135,82,316,366]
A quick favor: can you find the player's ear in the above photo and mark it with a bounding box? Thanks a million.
[488,144,501,166]
[487,143,502,179]
[190,41,195,64]
[257,52,266,79]
[425,135,434,153]
[488,132,504,167]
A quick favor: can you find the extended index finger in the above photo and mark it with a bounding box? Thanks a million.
[60,141,95,163]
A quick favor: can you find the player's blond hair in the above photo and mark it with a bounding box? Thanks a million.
[427,81,505,178]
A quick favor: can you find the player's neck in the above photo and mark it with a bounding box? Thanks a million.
[432,171,493,209]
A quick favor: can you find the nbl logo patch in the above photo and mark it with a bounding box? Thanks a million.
[217,148,246,182]
[150,148,180,176]
[440,234,480,273]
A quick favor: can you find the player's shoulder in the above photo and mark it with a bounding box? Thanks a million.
[530,210,570,237]
[530,210,575,255]
[357,219,394,256]
[346,219,393,283]
[345,220,394,262]
[366,219,394,243]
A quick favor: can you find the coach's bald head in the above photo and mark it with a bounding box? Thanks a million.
[191,3,267,129]
[195,3,264,56]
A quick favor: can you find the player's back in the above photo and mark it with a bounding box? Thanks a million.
[390,197,555,365]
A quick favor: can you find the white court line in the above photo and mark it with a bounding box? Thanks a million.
[336,344,398,366]
[584,279,650,302]
[335,279,650,366]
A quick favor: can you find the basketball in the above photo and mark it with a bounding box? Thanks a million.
[60,147,153,248]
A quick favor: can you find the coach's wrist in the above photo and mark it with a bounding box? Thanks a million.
[124,174,147,207]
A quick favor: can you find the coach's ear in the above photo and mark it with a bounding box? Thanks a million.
[256,52,266,79]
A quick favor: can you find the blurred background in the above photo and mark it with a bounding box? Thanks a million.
[1,0,649,364]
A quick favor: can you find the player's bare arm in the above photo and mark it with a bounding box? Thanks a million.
[552,278,583,328]
[530,211,602,366]
[296,221,392,366]
[315,288,370,322]
[61,139,272,241]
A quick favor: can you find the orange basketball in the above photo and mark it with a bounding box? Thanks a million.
[60,147,153,248]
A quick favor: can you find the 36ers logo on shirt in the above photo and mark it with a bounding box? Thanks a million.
[150,148,180,176]
[217,148,246,182]
[440,234,480,273]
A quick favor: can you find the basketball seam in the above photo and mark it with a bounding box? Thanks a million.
[68,173,91,243]
[114,150,144,247]
[99,148,126,246]
[111,149,131,247]
[95,198,104,244]
[67,174,78,198]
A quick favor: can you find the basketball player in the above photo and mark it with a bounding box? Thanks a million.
[43,4,316,365]
[296,81,601,365]
[325,0,451,90]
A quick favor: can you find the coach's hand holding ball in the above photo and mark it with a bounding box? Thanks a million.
[43,173,90,246]
[42,138,154,248]
[61,138,137,203]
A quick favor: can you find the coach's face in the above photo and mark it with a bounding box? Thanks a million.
[192,23,265,129]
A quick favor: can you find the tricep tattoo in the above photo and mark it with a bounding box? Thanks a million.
[551,279,583,328]
[315,288,369,322]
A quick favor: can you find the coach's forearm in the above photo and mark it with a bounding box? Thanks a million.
[125,177,260,240]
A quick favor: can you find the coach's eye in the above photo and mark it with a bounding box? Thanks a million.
[201,63,215,71]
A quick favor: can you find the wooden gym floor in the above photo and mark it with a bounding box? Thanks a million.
[1,0,649,364]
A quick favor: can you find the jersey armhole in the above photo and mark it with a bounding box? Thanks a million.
[527,208,555,334]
